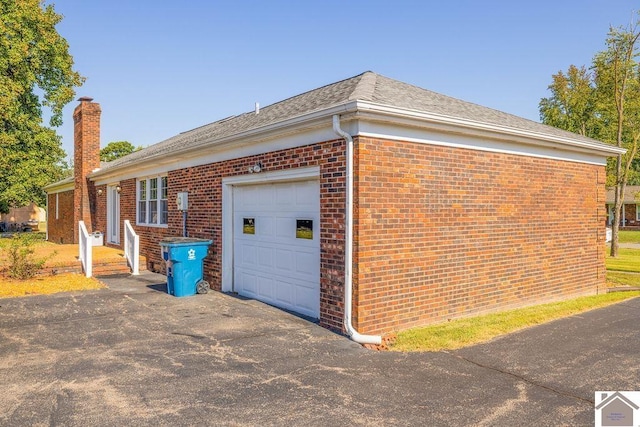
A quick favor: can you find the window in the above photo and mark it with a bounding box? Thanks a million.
[161,177,168,224]
[636,205,640,222]
[137,176,168,226]
[243,218,255,234]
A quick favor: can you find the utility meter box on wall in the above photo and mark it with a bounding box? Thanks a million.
[176,192,188,211]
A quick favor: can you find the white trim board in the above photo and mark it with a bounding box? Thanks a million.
[91,126,337,186]
[354,121,608,166]
[91,106,616,185]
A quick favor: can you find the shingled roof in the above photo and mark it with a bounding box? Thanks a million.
[93,71,618,176]
[606,186,640,203]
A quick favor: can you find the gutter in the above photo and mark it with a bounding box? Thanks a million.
[90,102,360,181]
[89,99,622,183]
[332,114,382,346]
[354,101,626,157]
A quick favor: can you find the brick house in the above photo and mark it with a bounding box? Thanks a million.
[44,72,622,343]
[0,202,46,232]
[606,186,640,228]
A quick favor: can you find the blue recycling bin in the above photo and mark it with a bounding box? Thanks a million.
[160,237,213,297]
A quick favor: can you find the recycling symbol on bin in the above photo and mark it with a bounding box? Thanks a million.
[187,248,196,260]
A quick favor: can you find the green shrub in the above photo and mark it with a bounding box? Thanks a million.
[1,233,56,279]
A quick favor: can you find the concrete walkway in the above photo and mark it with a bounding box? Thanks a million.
[619,242,640,249]
[0,272,638,426]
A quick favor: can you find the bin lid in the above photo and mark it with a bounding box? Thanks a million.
[159,237,213,246]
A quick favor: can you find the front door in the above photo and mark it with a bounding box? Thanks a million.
[107,185,120,244]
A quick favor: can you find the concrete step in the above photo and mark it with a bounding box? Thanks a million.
[42,256,147,277]
[94,256,147,277]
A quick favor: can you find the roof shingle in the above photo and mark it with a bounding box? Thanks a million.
[91,71,617,175]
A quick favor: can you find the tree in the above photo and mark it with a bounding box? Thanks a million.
[539,65,600,137]
[539,19,640,257]
[593,24,640,257]
[0,0,84,211]
[100,141,142,162]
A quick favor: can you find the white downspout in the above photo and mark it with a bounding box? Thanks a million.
[332,114,382,345]
[45,194,48,241]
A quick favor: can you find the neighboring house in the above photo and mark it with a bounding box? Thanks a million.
[606,186,640,228]
[44,72,623,339]
[0,203,46,232]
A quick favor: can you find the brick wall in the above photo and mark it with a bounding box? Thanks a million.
[353,136,607,335]
[72,98,101,241]
[93,184,107,240]
[47,191,74,244]
[623,204,638,226]
[124,140,347,331]
[90,133,607,335]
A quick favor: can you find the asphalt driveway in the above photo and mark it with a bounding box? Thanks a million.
[0,272,638,426]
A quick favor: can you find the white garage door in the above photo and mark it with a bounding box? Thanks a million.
[233,180,320,318]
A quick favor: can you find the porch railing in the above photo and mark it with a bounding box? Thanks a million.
[124,220,140,275]
[78,221,92,278]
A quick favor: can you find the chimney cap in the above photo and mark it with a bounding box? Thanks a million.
[78,96,94,102]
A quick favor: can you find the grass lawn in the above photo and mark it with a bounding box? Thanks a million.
[606,249,640,273]
[607,271,640,287]
[0,273,105,298]
[391,291,640,352]
[0,238,124,269]
[616,230,640,244]
[606,230,640,273]
[0,233,110,298]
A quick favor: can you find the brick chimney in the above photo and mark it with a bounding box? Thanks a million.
[73,97,101,243]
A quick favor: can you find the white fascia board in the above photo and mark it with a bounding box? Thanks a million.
[355,121,607,166]
[43,181,74,194]
[92,126,339,185]
[90,102,358,184]
[354,101,625,158]
[90,97,619,185]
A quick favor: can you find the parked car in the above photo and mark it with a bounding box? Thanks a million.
[22,219,39,232]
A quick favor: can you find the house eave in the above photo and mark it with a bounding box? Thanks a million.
[353,101,626,158]
[88,99,622,183]
[89,101,360,182]
[43,179,74,194]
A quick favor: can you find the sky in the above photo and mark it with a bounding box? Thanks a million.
[47,0,639,160]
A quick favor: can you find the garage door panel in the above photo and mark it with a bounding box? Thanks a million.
[275,280,293,306]
[257,275,274,299]
[233,180,320,318]
[241,244,257,264]
[295,286,318,316]
[275,248,293,272]
[295,182,318,206]
[275,217,291,239]
[257,247,272,268]
[295,251,317,277]
[258,186,274,207]
[239,272,258,295]
[259,216,275,237]
[276,184,294,206]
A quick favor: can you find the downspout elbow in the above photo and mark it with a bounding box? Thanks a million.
[332,114,382,346]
